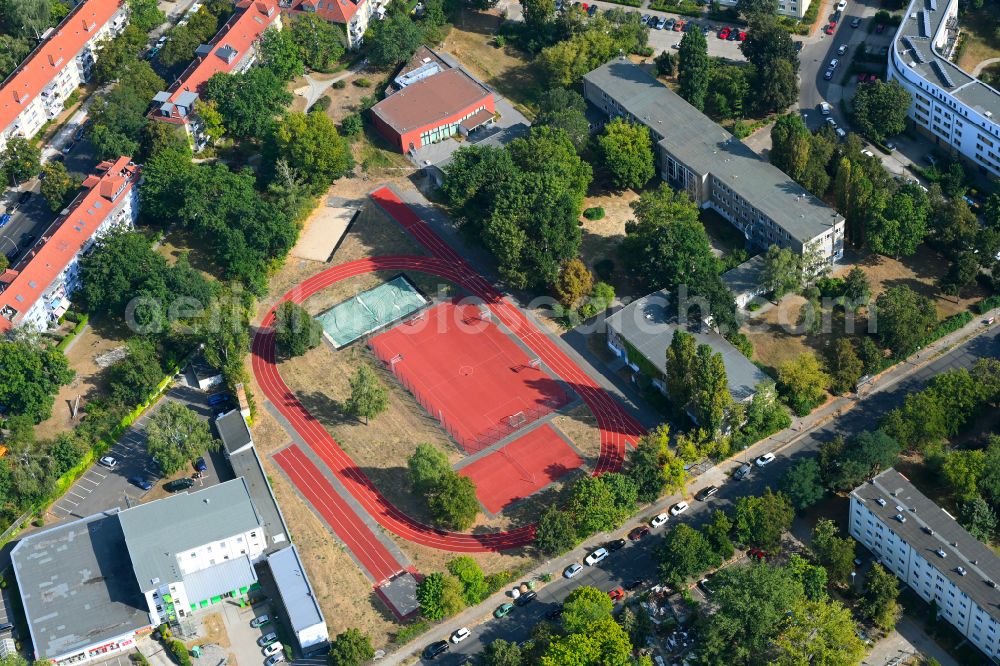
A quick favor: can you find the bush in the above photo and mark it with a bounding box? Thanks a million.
[595,258,615,280]
[394,620,430,644]
[331,79,347,89]
[816,277,845,298]
[923,311,973,345]
[168,640,191,666]
[309,96,331,113]
[341,113,363,136]
[583,206,605,220]
[353,77,372,87]
[975,295,1000,314]
[633,46,655,57]
[129,652,150,666]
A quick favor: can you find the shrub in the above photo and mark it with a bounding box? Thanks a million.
[331,79,347,89]
[353,77,372,87]
[633,46,654,57]
[816,277,845,298]
[923,311,973,344]
[595,258,615,280]
[168,639,191,666]
[975,295,1000,314]
[341,113,363,137]
[129,652,150,666]
[309,96,331,113]
[583,206,605,220]
[394,620,430,644]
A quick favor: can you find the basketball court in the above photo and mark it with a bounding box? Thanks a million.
[315,275,427,348]
[458,424,583,514]
[368,301,570,453]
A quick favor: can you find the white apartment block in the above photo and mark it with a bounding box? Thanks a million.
[714,0,811,19]
[0,0,128,152]
[889,0,1000,177]
[850,469,1000,663]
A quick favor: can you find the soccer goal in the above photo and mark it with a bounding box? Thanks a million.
[508,411,527,428]
[389,353,404,370]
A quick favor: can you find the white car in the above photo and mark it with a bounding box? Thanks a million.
[650,513,669,528]
[755,453,776,467]
[262,643,283,658]
[837,44,848,55]
[98,455,117,470]
[836,127,847,139]
[585,547,609,566]
[836,0,846,10]
[828,58,840,69]
[563,563,583,578]
[670,501,690,516]
[820,102,832,115]
[861,149,875,158]
[451,627,472,644]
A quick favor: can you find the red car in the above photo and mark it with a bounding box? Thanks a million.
[608,587,625,601]
[718,27,731,39]
[738,30,747,40]
[867,74,878,83]
[824,22,836,34]
[628,526,650,540]
[581,2,588,8]
[673,20,684,31]
[748,547,767,561]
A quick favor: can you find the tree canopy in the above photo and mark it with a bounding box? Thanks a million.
[145,401,218,475]
[678,26,710,111]
[0,338,74,422]
[344,363,389,424]
[327,628,374,666]
[595,118,654,190]
[873,285,937,357]
[853,80,911,143]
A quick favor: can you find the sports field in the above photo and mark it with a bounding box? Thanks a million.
[315,274,426,348]
[368,301,570,453]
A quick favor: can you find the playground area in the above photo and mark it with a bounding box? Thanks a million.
[368,300,571,454]
[457,424,584,514]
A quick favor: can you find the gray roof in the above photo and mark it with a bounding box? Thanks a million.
[11,513,149,661]
[229,447,289,552]
[175,90,198,110]
[217,409,252,456]
[268,546,326,633]
[182,555,257,604]
[855,469,1000,622]
[722,254,767,297]
[583,60,843,244]
[892,0,1000,119]
[606,289,768,402]
[119,478,262,590]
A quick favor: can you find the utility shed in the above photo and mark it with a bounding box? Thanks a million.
[268,545,328,652]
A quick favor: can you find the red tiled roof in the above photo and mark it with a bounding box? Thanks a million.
[372,68,493,134]
[0,0,124,134]
[284,0,363,26]
[0,157,139,331]
[163,0,281,107]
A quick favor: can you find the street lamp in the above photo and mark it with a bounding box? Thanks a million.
[851,570,857,591]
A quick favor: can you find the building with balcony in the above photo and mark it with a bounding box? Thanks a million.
[888,0,1000,177]
[280,0,372,49]
[151,0,281,150]
[583,59,845,264]
[0,0,128,151]
[850,468,1000,662]
[715,0,810,18]
[0,156,139,332]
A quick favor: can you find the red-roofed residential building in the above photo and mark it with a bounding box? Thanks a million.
[0,0,129,152]
[151,0,281,150]
[0,157,139,332]
[280,0,373,49]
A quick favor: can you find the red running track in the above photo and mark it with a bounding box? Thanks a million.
[251,192,645,552]
[273,444,406,585]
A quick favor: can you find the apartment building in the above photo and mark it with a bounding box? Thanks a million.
[715,0,811,19]
[280,0,373,49]
[151,0,281,150]
[0,156,139,332]
[889,0,1000,177]
[583,60,845,264]
[850,469,1000,662]
[0,0,128,152]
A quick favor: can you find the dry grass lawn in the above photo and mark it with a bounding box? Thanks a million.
[578,189,636,292]
[957,8,1000,73]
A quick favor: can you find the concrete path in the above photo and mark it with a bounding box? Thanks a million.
[971,56,1000,77]
[864,616,959,666]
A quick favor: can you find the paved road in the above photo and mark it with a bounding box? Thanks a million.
[410,325,1000,664]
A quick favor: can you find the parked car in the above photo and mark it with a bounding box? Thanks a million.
[655,16,667,29]
[826,116,838,129]
[423,640,449,660]
[494,602,514,618]
[98,456,117,470]
[0,623,12,633]
[0,214,10,228]
[585,547,609,565]
[820,102,832,115]
[850,16,861,27]
[587,3,597,15]
[672,19,684,31]
[515,590,537,606]
[451,627,472,644]
[836,127,847,139]
[664,18,675,29]
[605,538,627,552]
[697,578,714,595]
[828,58,840,69]
[727,29,739,40]
[545,605,564,620]
[823,22,835,34]
[718,27,731,39]
[734,463,752,480]
[564,563,583,578]
[755,452,775,467]
[165,478,195,492]
[629,526,650,540]
[608,586,625,601]
[625,578,646,590]
[250,614,271,628]
[748,547,767,560]
[264,655,284,666]
[885,141,896,151]
[837,44,848,55]
[738,30,747,40]
[824,69,834,81]
[836,0,846,10]
[650,512,669,528]
[682,20,694,31]
[640,14,650,24]
[861,148,875,158]
[128,476,153,491]
[867,73,878,83]
[257,632,278,647]
[695,485,719,501]
[262,642,283,658]
[194,457,208,472]
[670,501,690,516]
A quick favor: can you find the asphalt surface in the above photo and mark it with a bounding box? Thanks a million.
[419,325,1000,664]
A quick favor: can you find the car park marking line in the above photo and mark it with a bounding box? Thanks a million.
[60,497,79,506]
[79,476,101,486]
[67,490,87,500]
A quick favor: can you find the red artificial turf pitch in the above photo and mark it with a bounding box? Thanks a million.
[459,424,583,514]
[369,301,569,453]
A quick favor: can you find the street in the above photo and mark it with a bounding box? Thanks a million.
[408,325,1000,664]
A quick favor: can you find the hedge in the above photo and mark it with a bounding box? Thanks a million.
[168,640,191,666]
[56,314,89,352]
[583,206,605,220]
[975,295,1000,314]
[922,311,973,346]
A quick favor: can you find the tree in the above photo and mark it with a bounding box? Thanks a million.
[260,27,304,80]
[569,475,621,536]
[521,0,555,28]
[0,34,31,80]
[89,62,166,160]
[769,114,811,181]
[677,27,710,111]
[857,336,884,374]
[732,382,791,450]
[628,425,688,502]
[843,266,871,304]
[665,330,697,414]
[0,338,74,422]
[861,563,900,630]
[107,338,164,407]
[736,0,777,17]
[873,285,937,357]
[740,16,798,113]
[428,472,479,529]
[327,628,374,666]
[344,363,388,424]
[961,496,997,542]
[596,118,654,190]
[447,556,487,605]
[264,111,353,195]
[562,586,614,634]
[777,353,830,416]
[733,489,793,549]
[146,401,218,475]
[274,301,322,357]
[535,506,578,555]
[780,457,825,511]
[853,80,911,143]
[773,598,866,666]
[3,0,52,38]
[811,520,856,587]
[655,50,676,76]
[366,12,422,66]
[540,616,632,666]
[761,244,803,299]
[535,88,590,151]
[868,184,929,259]
[704,509,735,560]
[827,338,863,394]
[157,6,221,67]
[203,67,293,139]
[127,0,166,32]
[688,344,732,434]
[1,136,39,185]
[408,444,450,494]
[481,640,523,666]
[416,572,465,620]
[788,554,828,601]
[289,14,345,71]
[93,24,147,84]
[553,259,594,307]
[658,523,720,585]
[39,160,78,212]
